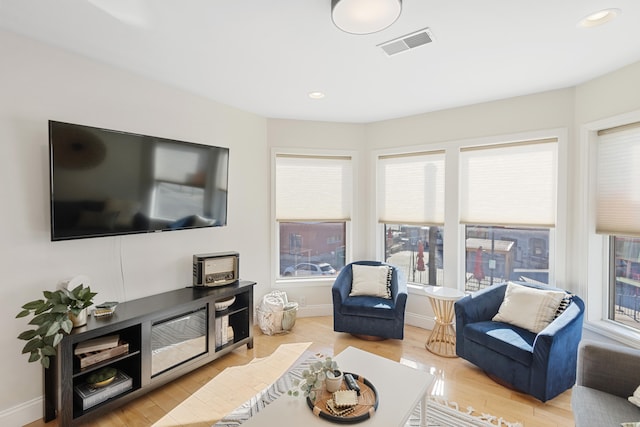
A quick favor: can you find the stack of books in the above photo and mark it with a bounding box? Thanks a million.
[215,315,228,347]
[215,315,235,348]
[75,334,129,369]
[74,369,133,410]
[92,301,118,318]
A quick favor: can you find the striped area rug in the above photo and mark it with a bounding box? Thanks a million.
[214,353,522,427]
[153,342,312,426]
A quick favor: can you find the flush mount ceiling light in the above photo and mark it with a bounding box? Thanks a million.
[578,8,621,28]
[331,0,402,35]
[308,91,326,99]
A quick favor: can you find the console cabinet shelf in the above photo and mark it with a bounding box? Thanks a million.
[45,281,255,426]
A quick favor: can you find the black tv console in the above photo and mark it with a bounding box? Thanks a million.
[44,280,255,426]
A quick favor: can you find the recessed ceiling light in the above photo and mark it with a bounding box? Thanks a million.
[308,91,326,99]
[578,8,621,28]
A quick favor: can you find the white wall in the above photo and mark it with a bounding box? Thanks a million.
[365,89,575,148]
[0,30,269,425]
[574,61,640,124]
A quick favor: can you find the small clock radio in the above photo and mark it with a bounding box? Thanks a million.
[192,251,239,287]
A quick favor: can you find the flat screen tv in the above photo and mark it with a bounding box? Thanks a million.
[49,120,229,241]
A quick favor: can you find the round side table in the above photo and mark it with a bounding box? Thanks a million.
[424,286,465,357]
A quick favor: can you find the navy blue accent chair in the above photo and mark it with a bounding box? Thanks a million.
[332,261,407,340]
[455,282,585,402]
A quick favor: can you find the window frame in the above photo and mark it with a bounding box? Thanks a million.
[582,110,640,343]
[373,128,567,295]
[272,148,356,288]
[375,149,446,287]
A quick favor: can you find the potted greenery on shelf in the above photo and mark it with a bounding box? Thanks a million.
[16,284,97,368]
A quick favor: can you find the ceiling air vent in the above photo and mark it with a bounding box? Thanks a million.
[378,28,434,56]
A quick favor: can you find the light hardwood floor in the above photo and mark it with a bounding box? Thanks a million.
[26,316,574,427]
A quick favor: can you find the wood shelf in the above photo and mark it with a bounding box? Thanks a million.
[45,280,255,426]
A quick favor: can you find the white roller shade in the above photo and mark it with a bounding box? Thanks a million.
[378,150,445,225]
[596,123,640,236]
[459,139,557,227]
[275,154,352,222]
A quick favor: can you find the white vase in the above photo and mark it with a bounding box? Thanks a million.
[70,308,88,328]
[325,370,344,393]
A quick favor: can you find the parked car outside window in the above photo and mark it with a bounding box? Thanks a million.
[282,262,336,277]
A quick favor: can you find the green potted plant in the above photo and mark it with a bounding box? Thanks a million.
[16,284,97,368]
[288,356,339,402]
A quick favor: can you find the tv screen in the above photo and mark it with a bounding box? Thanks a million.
[49,121,229,241]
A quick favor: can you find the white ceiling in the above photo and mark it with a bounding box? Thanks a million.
[1,0,640,123]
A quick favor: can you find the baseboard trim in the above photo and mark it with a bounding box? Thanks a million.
[0,396,43,426]
[405,312,435,331]
[295,304,436,331]
[297,304,332,317]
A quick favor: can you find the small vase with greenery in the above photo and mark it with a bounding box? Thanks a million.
[288,355,339,402]
[16,284,97,368]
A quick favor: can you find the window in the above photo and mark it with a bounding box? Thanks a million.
[385,224,444,286]
[610,237,640,329]
[377,151,445,286]
[596,122,640,331]
[464,225,550,292]
[279,222,344,277]
[460,139,557,292]
[275,154,352,279]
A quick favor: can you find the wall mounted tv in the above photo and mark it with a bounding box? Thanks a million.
[49,121,229,241]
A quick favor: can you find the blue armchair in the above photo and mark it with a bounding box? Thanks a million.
[332,261,407,340]
[455,281,585,402]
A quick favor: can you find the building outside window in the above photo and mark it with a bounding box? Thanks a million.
[464,225,550,292]
[275,153,352,279]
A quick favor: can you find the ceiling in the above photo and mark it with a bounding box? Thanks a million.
[1,0,640,123]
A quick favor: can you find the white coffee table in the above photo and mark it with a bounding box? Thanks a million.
[239,346,434,426]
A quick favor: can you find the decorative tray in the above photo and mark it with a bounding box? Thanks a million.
[306,372,378,424]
